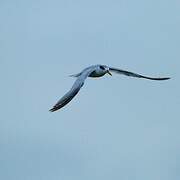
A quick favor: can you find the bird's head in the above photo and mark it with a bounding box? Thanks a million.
[99,65,112,76]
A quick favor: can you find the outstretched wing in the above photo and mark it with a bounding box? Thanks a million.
[49,67,95,112]
[109,67,170,81]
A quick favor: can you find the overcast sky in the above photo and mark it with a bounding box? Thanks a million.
[0,0,180,179]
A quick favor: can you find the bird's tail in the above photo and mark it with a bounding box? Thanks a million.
[69,72,81,77]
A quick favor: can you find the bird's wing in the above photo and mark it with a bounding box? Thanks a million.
[109,67,170,81]
[49,67,95,112]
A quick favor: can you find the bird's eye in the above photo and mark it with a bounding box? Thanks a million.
[99,66,105,70]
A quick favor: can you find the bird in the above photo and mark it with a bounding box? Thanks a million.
[49,64,170,112]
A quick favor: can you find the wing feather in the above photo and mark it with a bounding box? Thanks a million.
[49,67,95,112]
[109,67,170,81]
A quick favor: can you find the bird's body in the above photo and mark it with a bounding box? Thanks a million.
[70,64,107,78]
[50,64,170,112]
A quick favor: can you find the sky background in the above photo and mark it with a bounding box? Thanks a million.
[0,0,180,179]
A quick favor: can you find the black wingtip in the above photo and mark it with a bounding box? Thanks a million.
[49,107,58,112]
[158,77,171,80]
[141,76,171,81]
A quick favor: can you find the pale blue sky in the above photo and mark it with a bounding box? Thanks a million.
[0,0,180,180]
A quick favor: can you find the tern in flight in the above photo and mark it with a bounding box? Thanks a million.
[50,64,170,112]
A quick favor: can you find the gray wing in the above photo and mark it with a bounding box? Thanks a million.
[109,67,170,81]
[49,67,95,112]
